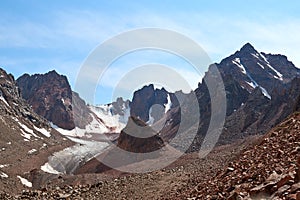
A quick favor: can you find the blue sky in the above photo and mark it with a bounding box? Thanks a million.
[1,0,300,104]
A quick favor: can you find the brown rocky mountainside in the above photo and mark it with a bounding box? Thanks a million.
[189,112,300,199]
[0,68,72,195]
[17,70,91,130]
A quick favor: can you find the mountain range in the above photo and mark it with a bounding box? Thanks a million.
[0,43,299,198]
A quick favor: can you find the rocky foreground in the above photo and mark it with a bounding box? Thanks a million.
[190,112,300,199]
[0,112,299,199]
[0,138,253,199]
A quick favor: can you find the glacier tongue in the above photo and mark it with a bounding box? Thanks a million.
[41,138,109,174]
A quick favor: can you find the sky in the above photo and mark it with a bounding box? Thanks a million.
[0,0,300,104]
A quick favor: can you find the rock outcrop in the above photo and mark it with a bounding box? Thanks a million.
[117,117,164,153]
[17,70,91,130]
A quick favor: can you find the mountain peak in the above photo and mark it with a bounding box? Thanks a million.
[240,43,257,54]
[46,70,59,76]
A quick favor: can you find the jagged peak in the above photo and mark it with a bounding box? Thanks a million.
[239,42,258,54]
[18,70,61,79]
[45,70,60,76]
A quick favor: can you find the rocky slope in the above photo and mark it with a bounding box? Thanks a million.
[190,112,300,199]
[0,68,72,194]
[6,136,255,200]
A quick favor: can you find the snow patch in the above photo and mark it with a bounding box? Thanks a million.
[41,163,62,175]
[28,149,37,154]
[0,164,9,168]
[268,64,283,80]
[259,53,283,80]
[246,82,271,99]
[20,129,31,140]
[0,96,9,107]
[19,122,41,139]
[53,114,109,137]
[0,172,8,178]
[251,53,260,59]
[259,86,271,99]
[33,126,51,137]
[17,176,32,187]
[18,122,34,134]
[90,105,129,133]
[164,94,172,113]
[246,81,257,88]
[53,103,130,138]
[146,107,155,125]
[257,62,265,69]
[232,58,247,74]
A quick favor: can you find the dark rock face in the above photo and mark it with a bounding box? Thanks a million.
[130,84,169,123]
[0,68,49,128]
[71,91,92,129]
[117,117,164,153]
[17,70,91,130]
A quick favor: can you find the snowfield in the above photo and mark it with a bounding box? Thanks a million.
[53,105,129,138]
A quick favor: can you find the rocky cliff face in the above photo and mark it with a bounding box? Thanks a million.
[130,84,180,124]
[130,84,168,123]
[17,70,91,130]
